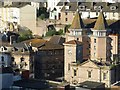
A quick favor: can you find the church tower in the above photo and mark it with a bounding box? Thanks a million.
[90,12,110,62]
[66,12,90,60]
[63,40,83,82]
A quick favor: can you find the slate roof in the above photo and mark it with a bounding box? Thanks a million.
[61,2,120,12]
[13,39,47,48]
[0,67,13,74]
[13,79,49,89]
[70,12,84,29]
[49,35,65,45]
[79,81,105,89]
[93,12,108,30]
[57,2,64,6]
[64,40,82,45]
[38,35,65,50]
[3,2,30,8]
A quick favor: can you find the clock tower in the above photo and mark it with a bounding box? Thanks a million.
[63,40,83,82]
[66,11,90,60]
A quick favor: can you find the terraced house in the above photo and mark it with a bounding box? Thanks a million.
[58,2,120,24]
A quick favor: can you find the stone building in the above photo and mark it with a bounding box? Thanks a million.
[64,11,120,87]
[58,2,120,24]
[33,35,65,80]
[0,3,36,34]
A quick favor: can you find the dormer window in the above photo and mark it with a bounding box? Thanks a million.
[79,6,86,10]
[94,6,102,10]
[110,6,116,10]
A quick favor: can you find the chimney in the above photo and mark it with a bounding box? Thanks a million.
[10,36,12,45]
[29,42,32,46]
[10,35,15,45]
[91,2,96,7]
[64,2,67,6]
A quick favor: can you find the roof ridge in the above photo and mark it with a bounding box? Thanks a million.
[64,40,82,45]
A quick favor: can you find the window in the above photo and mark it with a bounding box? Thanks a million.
[94,39,96,43]
[1,47,3,51]
[20,57,24,62]
[79,6,85,10]
[1,56,4,61]
[94,46,96,50]
[110,6,116,10]
[96,12,98,16]
[68,63,70,71]
[103,73,107,80]
[58,13,61,20]
[65,18,68,22]
[65,12,68,15]
[74,70,77,76]
[88,71,91,78]
[113,12,115,17]
[94,6,102,10]
[94,53,96,57]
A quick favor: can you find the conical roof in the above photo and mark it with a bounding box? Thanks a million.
[93,12,108,30]
[70,12,84,29]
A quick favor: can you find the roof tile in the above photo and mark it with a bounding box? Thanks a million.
[93,12,108,30]
[70,12,84,29]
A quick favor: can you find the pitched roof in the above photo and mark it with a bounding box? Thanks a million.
[93,12,108,30]
[64,40,82,45]
[0,67,13,74]
[13,39,47,48]
[79,81,105,88]
[70,12,84,29]
[38,35,64,50]
[49,35,65,45]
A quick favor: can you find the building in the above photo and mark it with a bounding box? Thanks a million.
[11,38,47,71]
[0,3,37,34]
[76,81,105,90]
[33,35,65,80]
[65,12,90,60]
[59,2,120,24]
[64,11,120,87]
[0,67,13,89]
[47,0,61,20]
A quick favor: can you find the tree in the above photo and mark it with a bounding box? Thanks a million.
[46,30,56,36]
[18,29,33,42]
[39,14,45,20]
[56,29,64,35]
[45,29,64,37]
[37,7,49,19]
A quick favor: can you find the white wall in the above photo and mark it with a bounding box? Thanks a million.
[0,53,11,67]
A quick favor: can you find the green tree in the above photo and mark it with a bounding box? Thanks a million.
[37,7,49,19]
[46,30,56,36]
[39,14,45,20]
[56,29,63,35]
[18,30,32,42]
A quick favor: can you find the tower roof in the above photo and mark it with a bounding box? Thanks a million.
[93,12,108,30]
[70,12,84,29]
